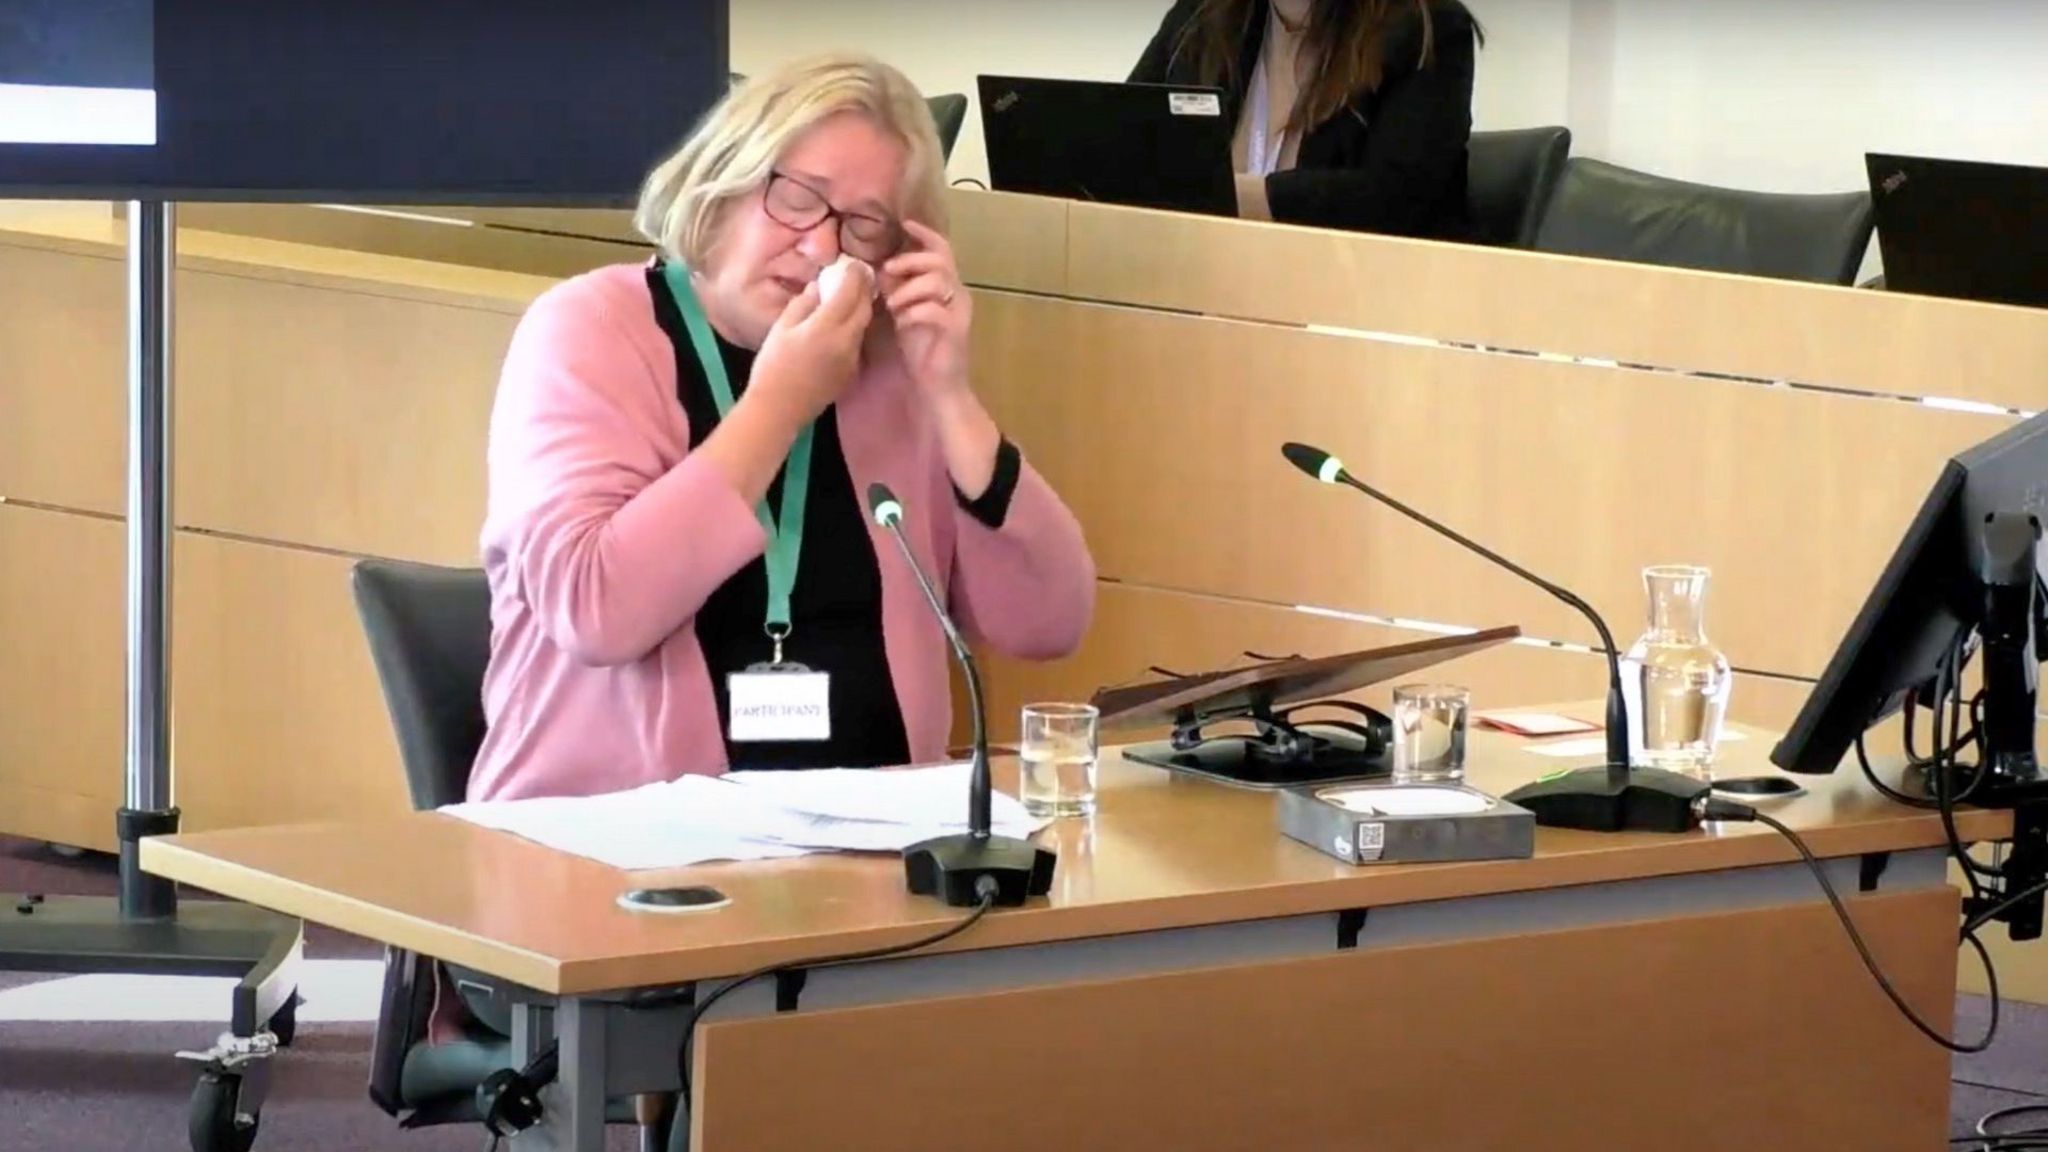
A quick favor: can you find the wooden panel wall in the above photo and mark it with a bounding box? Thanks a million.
[950,191,2047,749]
[3,187,2044,852]
[0,506,124,849]
[1060,201,2048,409]
[0,210,539,850]
[969,293,2012,682]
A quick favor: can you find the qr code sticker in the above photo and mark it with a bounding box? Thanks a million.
[1356,823,1386,863]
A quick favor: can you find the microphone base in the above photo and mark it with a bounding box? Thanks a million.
[903,833,1057,907]
[1502,764,1712,833]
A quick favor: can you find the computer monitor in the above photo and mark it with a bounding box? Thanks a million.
[978,74,1237,217]
[1865,153,2048,310]
[1771,409,2048,777]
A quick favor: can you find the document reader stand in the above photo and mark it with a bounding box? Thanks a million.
[1095,626,1521,789]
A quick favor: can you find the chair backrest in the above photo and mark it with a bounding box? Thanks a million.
[725,72,964,163]
[1465,126,1572,248]
[349,559,492,811]
[1533,157,1876,286]
[927,93,968,160]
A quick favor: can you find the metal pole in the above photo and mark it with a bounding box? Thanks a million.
[120,200,179,919]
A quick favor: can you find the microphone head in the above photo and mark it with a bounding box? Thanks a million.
[866,482,904,527]
[1281,441,1345,485]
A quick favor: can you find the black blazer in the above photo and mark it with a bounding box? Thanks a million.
[1129,0,1478,240]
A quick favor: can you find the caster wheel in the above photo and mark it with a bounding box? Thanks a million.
[189,1070,259,1152]
[267,995,299,1048]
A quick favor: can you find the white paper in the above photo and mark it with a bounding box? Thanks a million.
[1525,737,1611,758]
[439,763,1051,872]
[1479,711,1599,736]
[1525,731,1745,759]
[724,762,1038,827]
[1320,786,1492,816]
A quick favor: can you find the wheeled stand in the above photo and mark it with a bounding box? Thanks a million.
[0,202,304,1152]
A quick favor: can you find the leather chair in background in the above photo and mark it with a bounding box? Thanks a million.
[926,93,969,161]
[727,71,969,163]
[350,559,665,1146]
[1465,126,1572,248]
[1533,157,1876,285]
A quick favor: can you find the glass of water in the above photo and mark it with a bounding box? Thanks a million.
[1019,703,1099,818]
[1391,684,1470,786]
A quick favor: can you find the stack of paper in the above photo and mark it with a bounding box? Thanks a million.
[438,762,1050,871]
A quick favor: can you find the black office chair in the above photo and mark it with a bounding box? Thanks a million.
[1465,126,1571,248]
[1532,157,1876,286]
[727,71,966,163]
[350,559,663,1144]
[926,93,968,161]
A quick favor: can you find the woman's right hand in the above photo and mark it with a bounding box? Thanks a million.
[750,268,873,424]
[696,267,873,508]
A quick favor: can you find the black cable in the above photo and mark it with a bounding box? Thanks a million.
[1932,643,2003,890]
[1855,652,1986,811]
[676,887,999,1113]
[1702,800,1999,1053]
[949,177,989,190]
[1858,733,1944,809]
[1964,873,2048,939]
[1980,1105,2048,1142]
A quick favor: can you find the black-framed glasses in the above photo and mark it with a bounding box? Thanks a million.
[762,170,903,262]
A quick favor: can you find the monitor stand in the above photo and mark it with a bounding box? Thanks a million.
[1915,511,2048,941]
[1122,698,1393,789]
[0,202,303,1147]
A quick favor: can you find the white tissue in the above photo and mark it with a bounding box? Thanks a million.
[816,254,874,300]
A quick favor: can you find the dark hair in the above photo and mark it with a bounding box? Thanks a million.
[1179,0,1481,136]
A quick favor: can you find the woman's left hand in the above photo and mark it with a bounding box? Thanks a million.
[880,219,973,398]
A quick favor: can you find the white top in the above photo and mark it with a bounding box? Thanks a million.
[1236,4,1306,177]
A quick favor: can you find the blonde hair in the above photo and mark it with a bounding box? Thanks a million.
[633,52,948,267]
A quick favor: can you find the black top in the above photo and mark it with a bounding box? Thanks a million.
[1129,0,1479,241]
[646,264,1023,770]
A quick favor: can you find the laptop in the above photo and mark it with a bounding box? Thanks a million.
[1865,152,2048,309]
[978,75,1237,217]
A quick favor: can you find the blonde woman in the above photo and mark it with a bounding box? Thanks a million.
[468,53,1095,802]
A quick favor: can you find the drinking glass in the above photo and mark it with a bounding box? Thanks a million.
[1391,684,1470,785]
[1019,703,1099,818]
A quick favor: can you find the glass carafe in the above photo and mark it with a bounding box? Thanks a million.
[1619,565,1733,781]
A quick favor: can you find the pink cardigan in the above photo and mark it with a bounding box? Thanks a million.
[466,263,1096,802]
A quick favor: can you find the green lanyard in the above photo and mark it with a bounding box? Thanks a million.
[661,262,814,662]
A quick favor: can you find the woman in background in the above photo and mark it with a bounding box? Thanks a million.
[1130,0,1483,240]
[468,53,1095,803]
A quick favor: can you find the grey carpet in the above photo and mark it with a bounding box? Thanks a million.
[3,834,2045,1147]
[1,835,640,1151]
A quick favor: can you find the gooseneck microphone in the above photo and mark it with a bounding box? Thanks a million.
[870,483,992,836]
[1281,442,1630,770]
[868,483,1056,904]
[1280,442,1710,833]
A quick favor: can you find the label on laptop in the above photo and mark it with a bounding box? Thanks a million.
[1169,92,1221,116]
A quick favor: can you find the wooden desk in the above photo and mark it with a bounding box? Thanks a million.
[142,713,2006,1151]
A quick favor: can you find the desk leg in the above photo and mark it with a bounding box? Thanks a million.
[554,997,609,1152]
[511,1000,552,1063]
